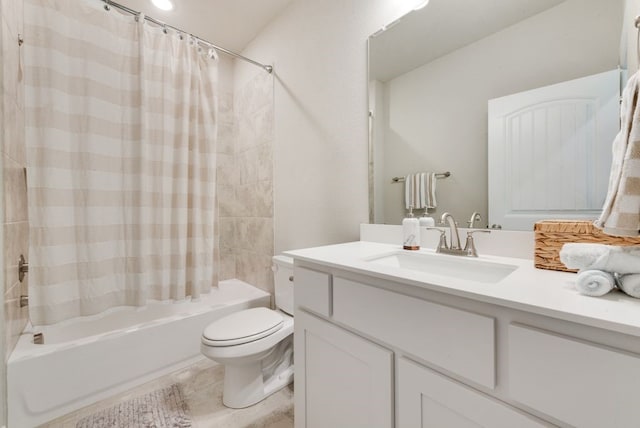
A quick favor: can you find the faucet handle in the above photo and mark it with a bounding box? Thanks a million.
[466,229,491,235]
[426,227,448,252]
[467,212,483,228]
[463,229,491,257]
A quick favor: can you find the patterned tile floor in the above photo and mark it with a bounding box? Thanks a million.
[40,358,294,428]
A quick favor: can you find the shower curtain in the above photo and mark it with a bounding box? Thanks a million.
[24,0,218,325]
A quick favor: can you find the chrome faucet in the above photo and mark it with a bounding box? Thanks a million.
[426,212,491,257]
[467,212,482,229]
[441,212,461,250]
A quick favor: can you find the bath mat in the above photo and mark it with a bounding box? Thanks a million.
[76,384,192,428]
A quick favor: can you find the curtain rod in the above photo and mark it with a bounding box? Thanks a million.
[102,0,273,73]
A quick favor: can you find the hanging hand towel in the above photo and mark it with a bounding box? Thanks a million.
[405,173,423,210]
[595,71,640,236]
[405,173,437,210]
[405,174,415,210]
[415,173,424,209]
[424,172,437,209]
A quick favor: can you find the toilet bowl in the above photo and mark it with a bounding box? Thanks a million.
[201,255,294,408]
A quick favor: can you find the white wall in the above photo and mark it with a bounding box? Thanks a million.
[380,0,623,225]
[237,0,419,253]
[624,0,640,71]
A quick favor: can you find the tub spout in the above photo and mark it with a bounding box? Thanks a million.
[33,332,44,345]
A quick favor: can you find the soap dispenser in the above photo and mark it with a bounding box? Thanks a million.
[402,206,420,250]
[419,210,435,227]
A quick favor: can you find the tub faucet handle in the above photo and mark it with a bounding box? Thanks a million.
[19,254,28,282]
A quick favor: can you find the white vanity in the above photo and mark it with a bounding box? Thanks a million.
[285,241,640,428]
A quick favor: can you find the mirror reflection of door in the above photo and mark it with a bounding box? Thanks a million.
[368,0,625,229]
[488,69,620,230]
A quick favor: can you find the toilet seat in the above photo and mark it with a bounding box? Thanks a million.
[202,307,284,347]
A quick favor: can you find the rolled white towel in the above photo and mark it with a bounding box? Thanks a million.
[575,269,616,297]
[559,243,640,275]
[618,273,640,298]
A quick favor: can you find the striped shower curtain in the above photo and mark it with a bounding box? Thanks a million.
[24,0,218,325]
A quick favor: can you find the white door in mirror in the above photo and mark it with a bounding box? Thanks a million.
[488,69,620,230]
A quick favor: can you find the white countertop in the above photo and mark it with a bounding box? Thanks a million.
[285,241,640,337]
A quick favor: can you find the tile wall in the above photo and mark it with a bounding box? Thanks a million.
[1,0,26,425]
[2,0,27,362]
[219,70,275,294]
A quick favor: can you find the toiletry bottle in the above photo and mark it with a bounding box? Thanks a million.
[419,210,435,227]
[403,206,420,250]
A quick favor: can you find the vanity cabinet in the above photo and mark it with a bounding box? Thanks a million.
[332,277,495,389]
[294,309,393,428]
[507,324,640,428]
[397,358,545,428]
[293,262,640,428]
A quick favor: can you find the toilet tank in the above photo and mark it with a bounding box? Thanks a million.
[272,255,294,315]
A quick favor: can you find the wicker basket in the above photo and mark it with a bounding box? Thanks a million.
[534,220,640,272]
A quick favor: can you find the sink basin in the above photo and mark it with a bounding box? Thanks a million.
[364,251,518,284]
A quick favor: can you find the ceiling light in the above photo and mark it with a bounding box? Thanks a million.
[414,0,430,10]
[151,0,173,11]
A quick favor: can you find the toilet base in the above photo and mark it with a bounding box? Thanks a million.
[223,364,294,408]
[221,335,294,409]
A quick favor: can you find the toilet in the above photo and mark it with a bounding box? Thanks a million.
[201,255,294,408]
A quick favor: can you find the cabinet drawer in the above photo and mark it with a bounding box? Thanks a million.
[333,277,495,388]
[294,266,331,317]
[508,324,640,428]
[398,358,547,428]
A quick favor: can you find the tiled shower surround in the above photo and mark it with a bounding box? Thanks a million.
[1,0,27,424]
[219,70,275,295]
[2,0,28,363]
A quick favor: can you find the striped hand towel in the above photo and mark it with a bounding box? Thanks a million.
[405,172,437,210]
[595,71,640,236]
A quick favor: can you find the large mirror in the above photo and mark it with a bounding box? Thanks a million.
[368,0,626,230]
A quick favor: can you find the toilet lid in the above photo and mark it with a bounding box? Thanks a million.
[202,307,284,347]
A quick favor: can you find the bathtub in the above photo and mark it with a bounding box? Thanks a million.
[7,279,270,428]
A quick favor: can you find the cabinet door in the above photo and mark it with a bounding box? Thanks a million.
[294,310,393,428]
[508,323,640,428]
[398,358,547,428]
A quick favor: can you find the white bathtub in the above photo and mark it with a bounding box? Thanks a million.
[7,279,270,428]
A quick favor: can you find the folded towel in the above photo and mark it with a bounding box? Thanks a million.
[618,273,640,298]
[405,172,437,210]
[559,243,640,274]
[594,71,640,237]
[575,269,616,296]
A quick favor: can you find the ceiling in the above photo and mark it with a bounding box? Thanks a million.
[370,0,567,82]
[116,0,295,52]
